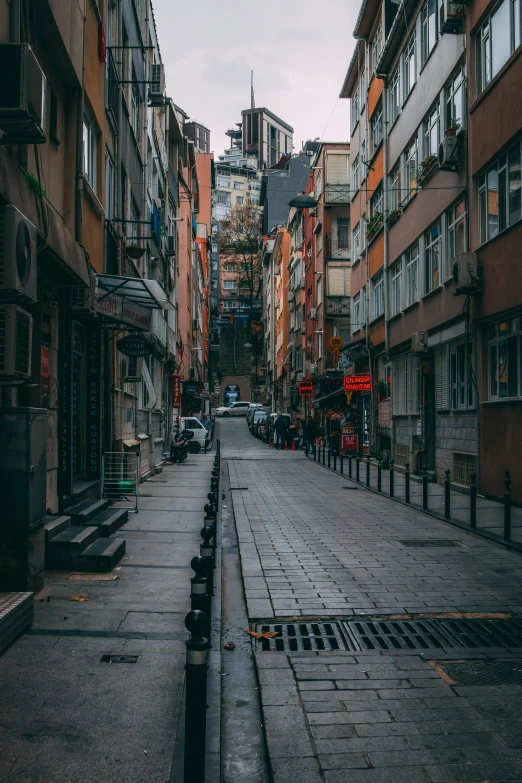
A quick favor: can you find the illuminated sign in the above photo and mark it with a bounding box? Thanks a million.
[298,380,313,396]
[329,336,344,350]
[342,434,359,453]
[173,375,181,408]
[344,374,371,392]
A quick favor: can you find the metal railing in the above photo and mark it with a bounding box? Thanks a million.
[102,452,139,513]
[325,184,350,204]
[324,296,350,317]
[107,51,120,129]
[326,239,350,260]
[168,165,179,207]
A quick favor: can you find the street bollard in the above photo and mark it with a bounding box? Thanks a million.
[313,443,316,461]
[184,610,209,783]
[356,458,360,483]
[377,460,382,492]
[470,472,477,530]
[366,459,370,488]
[389,460,394,498]
[204,503,216,522]
[504,471,512,542]
[322,445,326,466]
[444,469,451,518]
[190,556,209,636]
[405,462,410,504]
[348,456,352,479]
[333,452,337,472]
[200,527,214,596]
[340,454,344,474]
[328,449,331,469]
[422,470,428,510]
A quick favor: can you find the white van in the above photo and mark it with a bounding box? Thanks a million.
[180,417,211,453]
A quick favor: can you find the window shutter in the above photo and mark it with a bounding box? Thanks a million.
[440,344,449,409]
[326,154,349,184]
[435,346,442,410]
[327,265,349,296]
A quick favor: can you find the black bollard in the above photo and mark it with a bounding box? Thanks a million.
[190,556,209,631]
[389,460,394,498]
[322,444,326,466]
[504,471,512,542]
[204,503,216,521]
[444,469,451,518]
[366,459,370,487]
[200,527,214,596]
[377,460,382,492]
[348,456,352,479]
[405,462,410,504]
[340,454,344,474]
[469,472,477,530]
[422,470,428,510]
[313,443,316,461]
[328,448,331,469]
[184,610,209,783]
[356,458,360,483]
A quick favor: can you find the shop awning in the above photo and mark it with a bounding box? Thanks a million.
[313,387,345,409]
[96,275,175,310]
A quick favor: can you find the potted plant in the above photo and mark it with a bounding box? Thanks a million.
[417,154,438,185]
[385,208,401,228]
[377,379,387,401]
[125,241,146,260]
[445,119,462,137]
[365,212,384,241]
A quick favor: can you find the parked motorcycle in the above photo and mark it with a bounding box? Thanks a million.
[170,428,194,463]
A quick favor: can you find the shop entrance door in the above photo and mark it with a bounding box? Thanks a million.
[72,322,86,478]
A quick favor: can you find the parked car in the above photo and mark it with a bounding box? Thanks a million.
[255,414,270,439]
[246,403,265,426]
[249,408,269,434]
[180,416,210,453]
[215,401,251,417]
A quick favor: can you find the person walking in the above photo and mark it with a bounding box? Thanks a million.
[303,417,317,456]
[274,414,289,450]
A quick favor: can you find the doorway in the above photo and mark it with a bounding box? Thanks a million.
[72,322,86,478]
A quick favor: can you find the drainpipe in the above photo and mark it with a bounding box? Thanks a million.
[10,0,21,42]
[382,73,392,461]
[115,0,123,272]
[75,4,86,243]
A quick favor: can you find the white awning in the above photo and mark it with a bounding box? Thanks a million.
[96,274,175,310]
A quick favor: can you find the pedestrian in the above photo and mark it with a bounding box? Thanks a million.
[274,414,289,450]
[201,413,211,432]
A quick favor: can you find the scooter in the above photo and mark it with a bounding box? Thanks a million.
[169,429,194,463]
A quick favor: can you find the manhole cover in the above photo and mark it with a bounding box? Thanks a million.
[343,618,522,652]
[100,655,138,664]
[342,486,359,490]
[436,659,522,686]
[400,540,461,547]
[255,622,348,652]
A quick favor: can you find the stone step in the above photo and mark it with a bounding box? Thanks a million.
[46,526,99,568]
[77,537,126,572]
[88,508,128,537]
[64,498,110,524]
[0,592,34,656]
[44,516,72,541]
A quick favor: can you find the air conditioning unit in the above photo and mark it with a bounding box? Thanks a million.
[310,307,318,320]
[0,44,46,144]
[69,285,95,312]
[0,304,32,379]
[438,136,462,172]
[0,206,37,302]
[411,331,429,354]
[301,325,306,335]
[452,252,481,295]
[149,63,165,106]
[309,363,318,374]
[165,234,176,256]
[440,1,465,34]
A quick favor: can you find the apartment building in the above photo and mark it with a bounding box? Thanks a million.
[242,107,294,169]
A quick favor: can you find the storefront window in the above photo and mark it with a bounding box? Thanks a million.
[488,316,522,398]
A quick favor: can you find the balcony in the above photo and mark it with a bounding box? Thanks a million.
[151,310,167,348]
[325,184,350,205]
[325,296,350,318]
[326,238,350,260]
[168,165,179,207]
[107,51,119,129]
[166,324,177,362]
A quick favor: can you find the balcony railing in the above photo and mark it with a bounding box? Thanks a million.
[168,165,179,207]
[325,184,350,205]
[326,238,350,260]
[151,202,162,247]
[151,310,167,348]
[107,51,120,129]
[325,296,351,317]
[166,324,177,361]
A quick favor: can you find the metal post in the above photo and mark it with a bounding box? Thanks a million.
[504,471,512,542]
[348,456,352,479]
[389,460,394,498]
[333,452,337,471]
[190,556,209,637]
[366,459,370,487]
[322,444,326,466]
[405,462,410,504]
[328,448,331,469]
[184,610,209,783]
[200,527,214,596]
[422,470,428,510]
[356,458,360,483]
[313,443,316,461]
[377,460,382,492]
[444,469,451,519]
[469,472,477,530]
[340,454,344,474]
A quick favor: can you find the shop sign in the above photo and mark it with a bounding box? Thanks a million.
[329,337,344,350]
[342,423,354,435]
[96,293,152,331]
[326,410,344,420]
[298,380,313,396]
[184,382,198,395]
[40,346,50,399]
[342,434,359,452]
[173,375,181,407]
[319,377,343,393]
[344,374,371,392]
[117,333,153,357]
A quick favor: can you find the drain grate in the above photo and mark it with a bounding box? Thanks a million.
[343,618,522,652]
[436,659,522,686]
[255,622,348,652]
[342,486,359,490]
[100,654,138,664]
[400,539,461,548]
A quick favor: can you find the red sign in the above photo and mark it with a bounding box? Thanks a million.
[173,375,181,408]
[342,434,359,453]
[298,380,313,396]
[342,423,354,435]
[344,375,371,392]
[326,411,344,420]
[40,346,50,399]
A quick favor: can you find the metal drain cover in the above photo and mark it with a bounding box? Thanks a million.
[436,659,522,686]
[400,540,461,547]
[255,622,348,652]
[343,618,522,652]
[100,654,138,664]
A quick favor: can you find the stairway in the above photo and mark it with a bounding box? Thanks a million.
[45,499,127,572]
[211,380,221,408]
[218,324,252,376]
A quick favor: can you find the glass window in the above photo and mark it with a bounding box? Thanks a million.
[488,315,522,398]
[423,103,440,159]
[404,137,418,204]
[406,245,419,306]
[478,140,522,243]
[389,164,401,212]
[421,0,437,66]
[389,68,400,124]
[223,280,237,289]
[445,66,465,130]
[403,32,416,97]
[372,27,383,71]
[83,111,97,191]
[371,188,383,217]
[447,199,466,278]
[450,341,475,410]
[372,272,384,320]
[104,150,115,220]
[372,102,383,152]
[492,0,511,75]
[337,218,350,249]
[353,222,361,258]
[352,292,361,333]
[352,155,360,193]
[476,0,520,94]
[351,87,359,134]
[391,262,402,316]
[236,196,244,205]
[425,222,441,293]
[509,142,522,224]
[317,276,323,306]
[130,79,140,140]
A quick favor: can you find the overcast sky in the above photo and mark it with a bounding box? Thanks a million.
[153,0,357,157]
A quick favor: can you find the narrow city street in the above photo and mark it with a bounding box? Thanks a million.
[220,418,522,783]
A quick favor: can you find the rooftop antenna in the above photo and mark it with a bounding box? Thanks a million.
[250,70,255,152]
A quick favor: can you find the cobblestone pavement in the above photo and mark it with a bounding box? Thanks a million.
[220,419,522,783]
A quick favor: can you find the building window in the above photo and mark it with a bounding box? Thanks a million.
[447,199,466,278]
[476,0,521,95]
[217,176,231,187]
[371,188,383,217]
[478,138,521,244]
[391,262,402,316]
[371,102,383,152]
[488,316,522,398]
[351,87,359,134]
[450,340,475,410]
[233,181,242,189]
[423,103,440,159]
[406,244,419,306]
[337,218,350,249]
[445,66,465,131]
[372,272,384,320]
[104,150,115,220]
[217,191,231,205]
[352,155,360,193]
[223,263,236,271]
[421,0,437,66]
[360,141,366,180]
[353,222,361,258]
[130,79,140,140]
[83,111,97,192]
[316,275,323,306]
[425,222,442,293]
[392,355,419,415]
[236,196,244,205]
[196,126,200,148]
[389,67,400,125]
[223,280,237,290]
[389,164,401,212]
[352,291,361,333]
[404,137,418,204]
[403,31,416,97]
[372,26,383,71]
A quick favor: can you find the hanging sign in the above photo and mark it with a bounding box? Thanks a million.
[173,375,181,407]
[329,337,344,350]
[298,380,313,396]
[326,411,345,420]
[342,434,359,453]
[96,293,152,331]
[345,391,353,405]
[344,374,371,392]
[117,334,153,357]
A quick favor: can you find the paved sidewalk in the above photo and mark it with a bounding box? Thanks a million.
[221,419,522,783]
[0,453,213,783]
